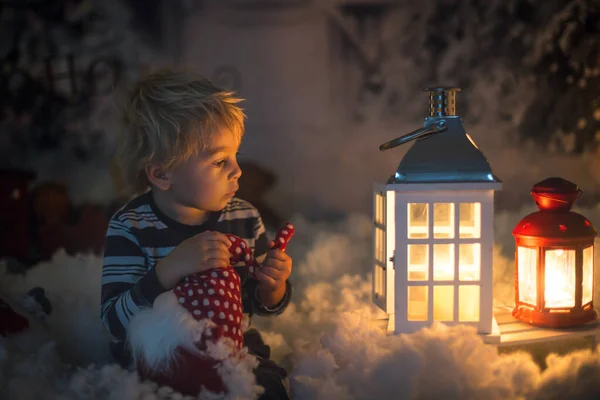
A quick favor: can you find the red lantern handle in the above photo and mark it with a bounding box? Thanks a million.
[531,188,582,204]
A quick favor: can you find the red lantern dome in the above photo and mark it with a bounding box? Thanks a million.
[512,177,597,328]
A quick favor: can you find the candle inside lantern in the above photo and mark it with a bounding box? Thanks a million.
[544,249,576,308]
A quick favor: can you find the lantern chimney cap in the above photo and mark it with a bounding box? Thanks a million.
[531,177,582,212]
[424,87,461,117]
[379,87,501,185]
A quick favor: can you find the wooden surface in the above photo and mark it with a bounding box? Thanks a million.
[483,306,600,346]
[377,307,600,347]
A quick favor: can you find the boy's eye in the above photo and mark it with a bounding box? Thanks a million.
[213,153,239,168]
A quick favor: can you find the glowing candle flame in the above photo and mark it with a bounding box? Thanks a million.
[544,249,575,308]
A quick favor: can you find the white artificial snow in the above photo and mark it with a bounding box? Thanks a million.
[2,1,600,398]
[2,207,599,399]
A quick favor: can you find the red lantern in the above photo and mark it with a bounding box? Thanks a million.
[512,177,597,328]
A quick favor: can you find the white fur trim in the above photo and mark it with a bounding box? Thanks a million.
[128,291,264,398]
[127,291,215,373]
[199,340,263,399]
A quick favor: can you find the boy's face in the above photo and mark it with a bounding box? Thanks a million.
[168,128,242,213]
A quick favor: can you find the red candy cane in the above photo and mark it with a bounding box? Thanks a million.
[271,223,295,252]
[250,222,294,275]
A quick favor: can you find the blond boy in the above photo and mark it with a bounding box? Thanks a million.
[101,69,292,399]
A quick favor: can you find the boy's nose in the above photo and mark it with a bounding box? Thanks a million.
[230,163,242,180]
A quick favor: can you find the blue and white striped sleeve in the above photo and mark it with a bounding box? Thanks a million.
[100,218,166,341]
[253,214,269,261]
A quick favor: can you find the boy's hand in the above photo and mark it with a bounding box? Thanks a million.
[255,242,292,307]
[156,231,232,290]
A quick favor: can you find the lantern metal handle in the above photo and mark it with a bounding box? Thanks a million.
[379,119,448,151]
[531,189,583,204]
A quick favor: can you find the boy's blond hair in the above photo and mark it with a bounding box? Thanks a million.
[117,68,245,193]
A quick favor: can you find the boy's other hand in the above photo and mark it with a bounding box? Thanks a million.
[255,243,292,306]
[156,231,232,290]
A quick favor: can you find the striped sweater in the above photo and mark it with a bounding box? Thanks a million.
[100,191,292,342]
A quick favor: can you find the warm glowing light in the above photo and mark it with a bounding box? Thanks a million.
[517,247,537,306]
[465,133,479,149]
[407,286,427,321]
[583,246,594,305]
[433,244,454,280]
[375,193,384,225]
[459,203,481,238]
[433,203,454,238]
[375,227,384,267]
[407,244,428,281]
[512,178,597,328]
[407,202,482,239]
[408,203,428,238]
[459,286,479,321]
[434,286,453,321]
[544,249,575,308]
[406,201,484,323]
[459,243,481,280]
[373,190,395,305]
[374,262,383,297]
[374,192,386,297]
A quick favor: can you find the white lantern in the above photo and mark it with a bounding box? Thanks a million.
[373,88,502,334]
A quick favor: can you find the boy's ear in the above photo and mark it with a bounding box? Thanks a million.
[145,163,172,191]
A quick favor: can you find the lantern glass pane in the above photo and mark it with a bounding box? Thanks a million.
[517,246,537,306]
[459,243,481,281]
[408,244,428,281]
[375,226,385,263]
[407,286,428,321]
[459,203,481,238]
[375,192,383,225]
[583,246,593,306]
[434,203,455,238]
[374,263,385,297]
[433,244,454,281]
[434,286,454,321]
[408,203,428,238]
[458,285,479,321]
[544,249,576,308]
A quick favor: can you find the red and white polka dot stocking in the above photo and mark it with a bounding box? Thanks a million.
[172,223,295,349]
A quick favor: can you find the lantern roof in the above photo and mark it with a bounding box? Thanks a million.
[513,177,598,242]
[380,88,501,185]
[513,211,597,241]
